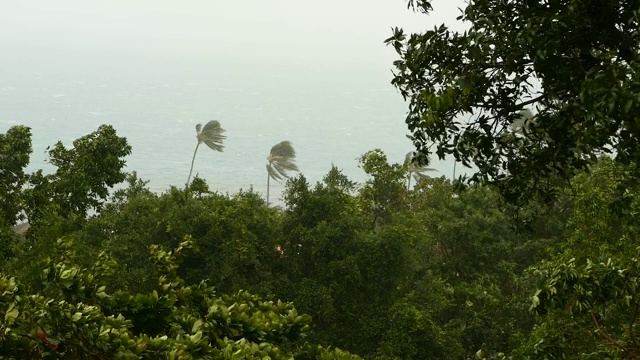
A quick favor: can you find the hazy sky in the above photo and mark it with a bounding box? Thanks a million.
[1,1,465,76]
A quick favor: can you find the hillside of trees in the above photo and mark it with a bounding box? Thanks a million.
[3,0,640,358]
[1,124,637,358]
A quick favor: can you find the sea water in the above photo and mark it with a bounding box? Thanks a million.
[0,60,456,204]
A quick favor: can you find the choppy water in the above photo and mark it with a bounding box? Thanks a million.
[0,63,456,203]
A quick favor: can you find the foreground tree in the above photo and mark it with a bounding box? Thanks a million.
[23,125,132,222]
[0,236,360,359]
[387,0,640,203]
[186,120,226,188]
[358,149,407,226]
[0,126,32,227]
[516,158,640,359]
[266,141,298,206]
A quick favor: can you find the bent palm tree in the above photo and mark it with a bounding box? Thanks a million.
[186,120,226,188]
[510,108,535,136]
[266,141,298,206]
[405,152,436,190]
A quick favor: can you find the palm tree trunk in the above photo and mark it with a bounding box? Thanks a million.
[453,160,457,180]
[266,172,270,206]
[186,141,200,188]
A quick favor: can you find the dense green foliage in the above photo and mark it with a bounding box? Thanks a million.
[0,126,359,359]
[0,126,32,227]
[1,120,639,358]
[2,1,640,358]
[0,120,586,358]
[388,0,640,203]
[2,121,616,359]
[384,1,640,358]
[0,237,358,359]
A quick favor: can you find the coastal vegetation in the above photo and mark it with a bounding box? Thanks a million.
[1,0,640,358]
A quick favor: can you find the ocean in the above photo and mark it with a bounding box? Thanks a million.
[0,59,456,204]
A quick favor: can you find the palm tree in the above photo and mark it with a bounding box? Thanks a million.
[186,120,226,188]
[405,152,436,190]
[510,108,535,136]
[266,141,298,206]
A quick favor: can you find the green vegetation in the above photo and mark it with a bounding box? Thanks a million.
[2,0,640,358]
[2,122,634,358]
[387,0,640,204]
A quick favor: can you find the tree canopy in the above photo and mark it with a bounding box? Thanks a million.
[387,0,640,203]
[3,2,640,357]
[2,123,640,358]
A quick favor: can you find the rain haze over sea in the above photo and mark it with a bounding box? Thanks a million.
[0,1,464,203]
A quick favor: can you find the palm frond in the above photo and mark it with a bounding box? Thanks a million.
[269,141,296,158]
[203,139,224,152]
[197,120,226,152]
[273,162,291,178]
[267,164,284,181]
[276,160,299,172]
[413,171,433,181]
[511,109,534,135]
[405,152,414,167]
[201,120,224,134]
[405,151,436,177]
[187,120,225,188]
[267,141,298,181]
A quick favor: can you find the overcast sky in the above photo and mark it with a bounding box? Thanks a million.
[0,1,465,77]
